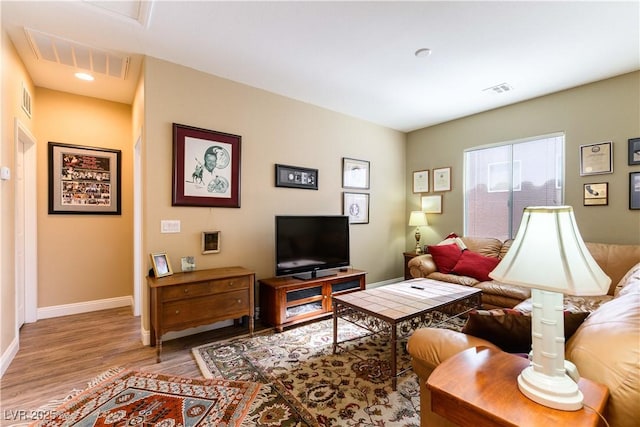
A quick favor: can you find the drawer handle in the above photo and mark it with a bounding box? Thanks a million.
[175,310,180,314]
[183,289,189,293]
[229,281,234,286]
[237,299,241,304]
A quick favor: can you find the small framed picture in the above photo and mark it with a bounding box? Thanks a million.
[342,158,370,189]
[583,183,608,206]
[421,194,443,214]
[580,141,613,176]
[181,256,196,272]
[343,192,369,224]
[630,172,640,210]
[628,137,640,166]
[413,170,429,193]
[150,252,173,278]
[275,164,318,190]
[433,167,451,192]
[202,231,221,254]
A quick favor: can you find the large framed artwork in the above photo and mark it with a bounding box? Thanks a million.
[172,123,241,208]
[48,142,121,215]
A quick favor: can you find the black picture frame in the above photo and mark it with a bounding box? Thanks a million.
[48,142,121,215]
[628,137,640,166]
[275,164,318,190]
[630,172,640,210]
[343,192,369,224]
[172,123,241,208]
[342,157,370,189]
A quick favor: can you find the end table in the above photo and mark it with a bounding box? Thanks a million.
[427,347,609,427]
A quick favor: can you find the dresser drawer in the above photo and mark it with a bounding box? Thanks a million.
[161,289,250,328]
[162,276,250,300]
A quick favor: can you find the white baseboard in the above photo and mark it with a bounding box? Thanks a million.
[0,335,19,378]
[37,295,133,320]
[367,276,404,289]
[140,320,234,346]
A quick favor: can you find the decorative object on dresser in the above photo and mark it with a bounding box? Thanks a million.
[489,206,610,411]
[150,252,173,278]
[259,268,365,332]
[408,210,428,254]
[147,266,255,362]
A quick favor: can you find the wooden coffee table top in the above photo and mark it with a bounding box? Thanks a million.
[333,278,481,323]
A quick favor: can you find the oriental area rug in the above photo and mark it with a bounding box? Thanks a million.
[29,370,260,427]
[192,319,426,427]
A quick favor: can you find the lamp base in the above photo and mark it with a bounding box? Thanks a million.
[517,365,583,411]
[414,229,422,254]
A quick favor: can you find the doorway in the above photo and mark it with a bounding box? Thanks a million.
[15,118,37,326]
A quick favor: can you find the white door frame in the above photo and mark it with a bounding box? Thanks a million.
[133,133,142,318]
[15,118,37,324]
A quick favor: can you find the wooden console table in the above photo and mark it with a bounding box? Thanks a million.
[148,266,254,362]
[427,347,609,427]
[259,268,366,332]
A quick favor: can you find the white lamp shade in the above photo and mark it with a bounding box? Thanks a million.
[489,206,610,296]
[408,211,428,227]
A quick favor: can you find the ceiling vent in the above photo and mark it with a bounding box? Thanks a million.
[483,83,514,94]
[25,28,130,80]
[21,83,32,118]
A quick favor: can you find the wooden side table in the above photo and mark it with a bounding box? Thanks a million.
[427,347,609,427]
[403,251,418,279]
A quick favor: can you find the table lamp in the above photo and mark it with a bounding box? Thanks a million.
[489,206,610,411]
[409,211,429,254]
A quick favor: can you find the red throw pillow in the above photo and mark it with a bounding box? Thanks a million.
[427,243,462,274]
[451,250,500,281]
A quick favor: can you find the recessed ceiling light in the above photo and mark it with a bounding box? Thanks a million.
[414,48,432,58]
[75,72,95,81]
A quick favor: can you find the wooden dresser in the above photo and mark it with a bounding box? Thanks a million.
[147,266,254,361]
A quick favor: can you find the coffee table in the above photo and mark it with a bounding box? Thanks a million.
[332,278,482,390]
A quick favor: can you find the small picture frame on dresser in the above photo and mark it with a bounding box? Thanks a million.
[150,252,173,278]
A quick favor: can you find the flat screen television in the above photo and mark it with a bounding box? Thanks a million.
[275,215,350,279]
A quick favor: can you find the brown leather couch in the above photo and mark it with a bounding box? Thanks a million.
[408,237,640,310]
[406,253,640,427]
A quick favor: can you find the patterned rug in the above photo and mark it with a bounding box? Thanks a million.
[192,319,437,427]
[30,370,260,427]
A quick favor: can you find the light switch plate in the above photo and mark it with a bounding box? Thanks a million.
[0,166,10,180]
[161,220,181,233]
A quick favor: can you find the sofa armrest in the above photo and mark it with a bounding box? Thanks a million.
[407,328,499,379]
[408,254,438,278]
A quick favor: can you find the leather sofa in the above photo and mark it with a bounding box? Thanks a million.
[406,257,640,427]
[408,237,640,310]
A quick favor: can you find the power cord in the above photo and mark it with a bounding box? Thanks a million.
[582,402,610,427]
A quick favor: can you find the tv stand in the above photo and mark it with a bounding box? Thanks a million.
[259,268,366,332]
[293,269,337,280]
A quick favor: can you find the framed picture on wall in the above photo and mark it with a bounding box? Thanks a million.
[413,170,429,193]
[202,231,221,254]
[342,158,370,189]
[583,182,608,206]
[48,142,121,215]
[172,123,241,208]
[343,192,369,224]
[433,167,451,192]
[630,172,640,210]
[629,137,640,165]
[579,141,613,176]
[421,194,443,214]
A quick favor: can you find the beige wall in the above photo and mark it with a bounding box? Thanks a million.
[34,88,133,306]
[407,71,640,247]
[141,57,407,327]
[1,30,35,357]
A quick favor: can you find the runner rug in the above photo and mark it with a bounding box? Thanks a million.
[192,319,428,427]
[30,370,260,427]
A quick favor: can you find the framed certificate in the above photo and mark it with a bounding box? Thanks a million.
[579,142,613,176]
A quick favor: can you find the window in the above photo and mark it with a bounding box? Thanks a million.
[464,133,564,240]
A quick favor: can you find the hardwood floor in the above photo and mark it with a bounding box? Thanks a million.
[0,306,267,418]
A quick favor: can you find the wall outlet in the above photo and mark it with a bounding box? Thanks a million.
[161,220,181,233]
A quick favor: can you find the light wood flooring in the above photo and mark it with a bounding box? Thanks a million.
[0,306,268,418]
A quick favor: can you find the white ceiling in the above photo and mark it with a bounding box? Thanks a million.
[3,1,639,132]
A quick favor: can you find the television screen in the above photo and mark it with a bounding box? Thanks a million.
[275,215,350,279]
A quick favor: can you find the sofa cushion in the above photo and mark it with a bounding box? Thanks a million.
[614,262,640,297]
[427,243,462,274]
[450,250,501,281]
[566,291,640,427]
[460,237,504,258]
[462,309,589,354]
